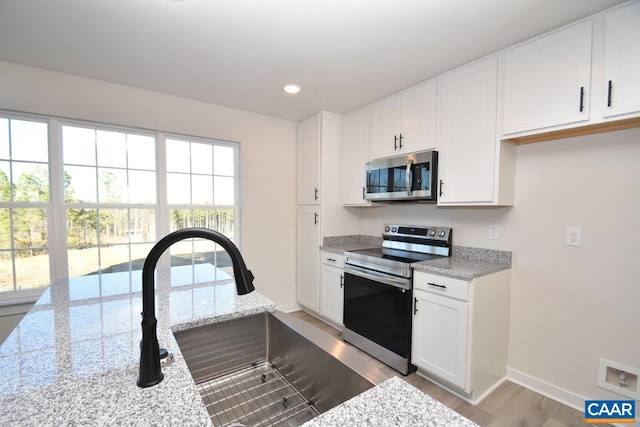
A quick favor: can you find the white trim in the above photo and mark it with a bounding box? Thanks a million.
[276,303,302,313]
[506,367,587,411]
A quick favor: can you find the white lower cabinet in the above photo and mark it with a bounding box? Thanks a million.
[411,269,511,402]
[320,251,344,325]
[413,287,469,389]
[296,206,320,311]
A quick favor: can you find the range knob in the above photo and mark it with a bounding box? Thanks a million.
[384,226,390,232]
[391,227,398,232]
[438,230,446,238]
[428,229,436,236]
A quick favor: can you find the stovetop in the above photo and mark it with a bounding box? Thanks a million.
[348,247,442,265]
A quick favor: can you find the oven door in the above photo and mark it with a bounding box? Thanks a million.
[343,270,412,358]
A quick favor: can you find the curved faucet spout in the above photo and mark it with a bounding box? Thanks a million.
[137,228,255,388]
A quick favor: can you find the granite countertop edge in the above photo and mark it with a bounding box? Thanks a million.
[322,236,511,280]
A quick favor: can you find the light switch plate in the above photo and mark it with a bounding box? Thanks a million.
[489,225,500,240]
[566,226,582,246]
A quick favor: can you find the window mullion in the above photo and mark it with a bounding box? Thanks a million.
[48,118,68,282]
[155,133,170,269]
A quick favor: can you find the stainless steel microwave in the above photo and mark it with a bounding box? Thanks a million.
[365,150,438,202]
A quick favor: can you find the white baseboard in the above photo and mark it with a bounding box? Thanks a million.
[506,367,586,412]
[506,368,637,427]
[275,303,302,313]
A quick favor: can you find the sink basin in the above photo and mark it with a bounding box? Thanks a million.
[175,311,382,426]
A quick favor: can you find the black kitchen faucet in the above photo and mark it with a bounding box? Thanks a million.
[137,228,255,388]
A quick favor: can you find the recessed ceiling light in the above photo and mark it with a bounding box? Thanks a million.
[284,84,301,94]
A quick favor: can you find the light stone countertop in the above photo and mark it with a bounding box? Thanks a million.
[323,236,511,280]
[321,234,383,254]
[412,246,511,280]
[302,376,478,427]
[0,264,274,426]
[0,262,479,426]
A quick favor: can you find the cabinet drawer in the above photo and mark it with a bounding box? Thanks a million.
[413,271,469,301]
[321,252,344,268]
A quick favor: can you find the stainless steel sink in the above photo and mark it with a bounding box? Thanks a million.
[175,311,384,427]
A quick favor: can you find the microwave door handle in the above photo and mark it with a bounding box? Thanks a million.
[406,159,413,196]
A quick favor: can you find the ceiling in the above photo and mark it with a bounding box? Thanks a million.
[0,0,627,121]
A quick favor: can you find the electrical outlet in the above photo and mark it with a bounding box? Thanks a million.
[376,219,383,230]
[489,225,500,240]
[565,226,582,246]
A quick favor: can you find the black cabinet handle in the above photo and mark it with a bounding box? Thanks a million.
[579,86,585,112]
[439,179,443,197]
[428,282,447,289]
[314,212,318,225]
[399,133,403,149]
[362,186,366,200]
[340,275,344,288]
[607,80,613,107]
[394,135,398,150]
[413,297,418,315]
[326,258,336,262]
[314,187,319,200]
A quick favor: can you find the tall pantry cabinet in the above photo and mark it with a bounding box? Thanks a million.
[296,112,359,314]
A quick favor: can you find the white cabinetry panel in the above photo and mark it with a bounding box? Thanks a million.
[341,108,370,205]
[297,115,321,205]
[437,57,500,204]
[296,206,320,311]
[412,289,469,390]
[603,2,640,118]
[502,21,592,135]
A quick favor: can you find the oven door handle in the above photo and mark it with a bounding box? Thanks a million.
[344,265,410,290]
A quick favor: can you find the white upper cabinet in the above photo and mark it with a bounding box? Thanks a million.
[603,2,640,118]
[370,80,437,160]
[341,108,370,205]
[437,57,514,206]
[297,114,321,205]
[502,21,593,136]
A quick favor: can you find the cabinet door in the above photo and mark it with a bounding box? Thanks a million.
[412,289,469,390]
[320,264,344,324]
[502,21,592,135]
[437,57,498,204]
[400,80,437,153]
[370,95,401,160]
[341,108,370,205]
[603,2,640,118]
[296,207,320,311]
[297,115,321,204]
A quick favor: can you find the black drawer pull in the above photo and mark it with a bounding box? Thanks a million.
[326,258,336,262]
[428,282,446,289]
[413,297,418,314]
[607,80,613,107]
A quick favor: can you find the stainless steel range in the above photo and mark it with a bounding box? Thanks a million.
[342,224,452,375]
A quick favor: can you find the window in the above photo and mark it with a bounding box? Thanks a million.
[62,124,157,279]
[0,117,50,292]
[0,112,240,297]
[166,138,238,283]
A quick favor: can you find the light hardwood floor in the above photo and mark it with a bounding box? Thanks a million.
[288,310,609,427]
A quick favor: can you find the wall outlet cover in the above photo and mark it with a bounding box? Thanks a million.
[489,225,500,240]
[565,226,582,246]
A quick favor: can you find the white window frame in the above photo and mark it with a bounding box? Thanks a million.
[0,110,241,304]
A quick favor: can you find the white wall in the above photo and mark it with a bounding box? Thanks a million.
[0,61,298,308]
[360,128,640,405]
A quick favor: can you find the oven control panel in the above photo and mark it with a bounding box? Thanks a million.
[383,224,451,243]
